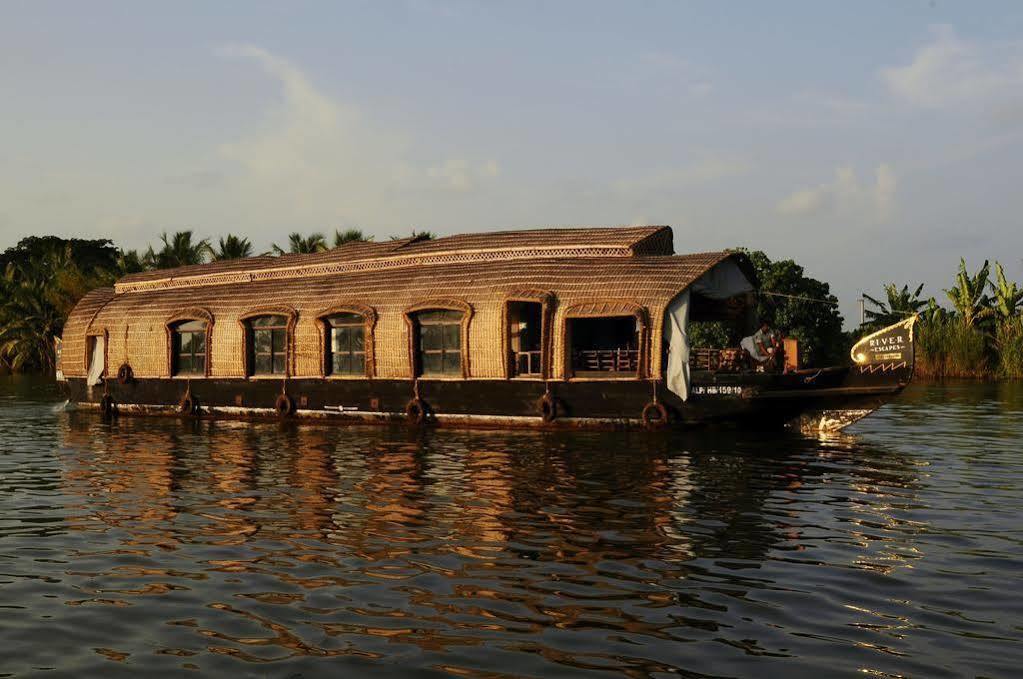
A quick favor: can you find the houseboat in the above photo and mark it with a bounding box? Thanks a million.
[57,226,916,433]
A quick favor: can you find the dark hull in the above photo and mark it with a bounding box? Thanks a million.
[63,360,910,433]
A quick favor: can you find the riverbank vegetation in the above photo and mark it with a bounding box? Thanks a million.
[0,229,408,373]
[865,260,1023,379]
[1,230,1018,379]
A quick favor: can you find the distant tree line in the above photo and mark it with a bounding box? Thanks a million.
[0,228,433,373]
[2,229,1018,379]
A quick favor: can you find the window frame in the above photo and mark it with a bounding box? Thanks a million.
[403,299,473,379]
[315,304,377,378]
[170,320,209,377]
[561,301,649,380]
[164,308,214,378]
[502,290,554,380]
[238,306,297,379]
[84,328,109,380]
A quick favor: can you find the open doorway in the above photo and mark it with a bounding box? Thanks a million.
[567,316,640,377]
[86,334,106,386]
[508,301,543,377]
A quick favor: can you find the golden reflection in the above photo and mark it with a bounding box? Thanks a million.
[451,448,514,554]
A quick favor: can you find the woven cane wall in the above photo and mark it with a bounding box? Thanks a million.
[61,287,114,376]
[66,251,733,381]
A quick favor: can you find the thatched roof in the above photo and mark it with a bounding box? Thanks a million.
[114,225,675,294]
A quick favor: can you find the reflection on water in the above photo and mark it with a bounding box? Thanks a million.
[1,377,1022,677]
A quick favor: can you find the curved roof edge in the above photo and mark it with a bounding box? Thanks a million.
[114,225,674,295]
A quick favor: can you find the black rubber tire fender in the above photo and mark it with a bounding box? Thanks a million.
[405,398,427,425]
[275,393,295,418]
[99,394,117,417]
[178,393,198,415]
[641,401,669,430]
[116,363,133,385]
[537,393,557,423]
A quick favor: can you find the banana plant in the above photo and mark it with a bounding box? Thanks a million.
[945,258,993,328]
[922,297,947,324]
[989,261,1023,320]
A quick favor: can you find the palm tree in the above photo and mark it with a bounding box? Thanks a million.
[333,228,372,248]
[389,229,436,241]
[989,261,1023,320]
[272,232,328,255]
[863,283,928,327]
[117,249,148,274]
[0,246,113,373]
[151,231,213,269]
[945,259,993,328]
[214,234,254,261]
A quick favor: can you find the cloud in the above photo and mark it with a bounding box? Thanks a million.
[406,158,500,192]
[880,26,1023,112]
[743,92,870,127]
[214,44,498,227]
[624,52,714,99]
[612,157,753,195]
[777,164,896,221]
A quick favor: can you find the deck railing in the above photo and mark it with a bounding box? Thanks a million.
[690,347,743,372]
[572,349,640,373]
[513,350,543,376]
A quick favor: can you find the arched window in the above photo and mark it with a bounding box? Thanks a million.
[170,320,208,376]
[404,300,472,378]
[325,312,366,376]
[415,310,462,376]
[247,315,289,376]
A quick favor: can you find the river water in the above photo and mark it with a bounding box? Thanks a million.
[1,377,1021,678]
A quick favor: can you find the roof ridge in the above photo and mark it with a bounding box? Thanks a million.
[115,225,677,293]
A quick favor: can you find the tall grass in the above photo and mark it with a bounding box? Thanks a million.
[917,317,989,378]
[917,316,1023,379]
[995,317,1023,379]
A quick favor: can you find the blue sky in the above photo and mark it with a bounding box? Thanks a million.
[3,1,1023,324]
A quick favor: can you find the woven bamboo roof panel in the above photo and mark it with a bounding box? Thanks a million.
[61,286,115,374]
[114,226,674,295]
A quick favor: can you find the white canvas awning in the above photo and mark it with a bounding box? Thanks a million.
[663,258,755,401]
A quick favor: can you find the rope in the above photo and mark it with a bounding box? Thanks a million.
[760,290,838,306]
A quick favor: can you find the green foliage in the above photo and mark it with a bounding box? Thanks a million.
[390,229,436,241]
[0,241,117,372]
[917,316,990,379]
[214,235,254,261]
[989,262,1023,320]
[0,236,120,274]
[117,250,148,274]
[273,232,328,255]
[148,231,213,268]
[863,283,927,328]
[737,249,845,367]
[3,229,1023,381]
[995,318,1023,379]
[333,228,372,247]
[945,258,993,328]
[687,321,732,349]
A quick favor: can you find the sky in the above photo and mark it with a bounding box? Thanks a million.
[3,1,1023,325]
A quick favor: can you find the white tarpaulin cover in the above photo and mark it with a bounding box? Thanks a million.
[663,258,755,401]
[86,336,105,387]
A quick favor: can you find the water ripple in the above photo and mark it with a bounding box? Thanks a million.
[1,377,1022,677]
